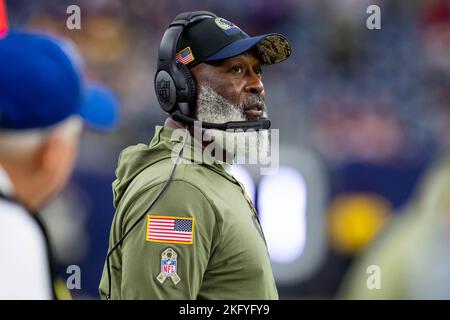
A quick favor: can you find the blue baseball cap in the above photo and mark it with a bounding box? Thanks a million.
[175,13,291,68]
[0,31,119,131]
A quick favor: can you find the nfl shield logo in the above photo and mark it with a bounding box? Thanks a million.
[156,247,181,285]
[157,79,171,103]
[161,258,177,276]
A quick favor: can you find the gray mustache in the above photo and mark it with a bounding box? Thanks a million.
[239,95,266,111]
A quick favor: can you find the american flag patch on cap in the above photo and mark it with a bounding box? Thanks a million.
[175,46,195,65]
[146,216,194,244]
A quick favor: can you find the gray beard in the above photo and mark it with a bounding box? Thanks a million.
[196,83,270,164]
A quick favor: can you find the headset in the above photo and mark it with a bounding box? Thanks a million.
[105,11,270,300]
[154,11,271,131]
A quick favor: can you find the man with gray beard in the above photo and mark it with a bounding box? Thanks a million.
[194,82,271,166]
[100,11,291,300]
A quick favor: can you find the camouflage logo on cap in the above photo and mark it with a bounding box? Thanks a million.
[256,35,291,65]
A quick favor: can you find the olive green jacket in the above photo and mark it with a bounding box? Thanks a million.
[99,125,278,299]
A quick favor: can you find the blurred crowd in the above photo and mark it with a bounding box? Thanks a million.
[8,0,450,166]
[5,0,450,299]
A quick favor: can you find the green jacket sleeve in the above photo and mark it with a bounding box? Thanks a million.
[99,180,221,299]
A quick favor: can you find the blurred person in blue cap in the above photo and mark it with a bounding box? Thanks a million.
[0,31,119,299]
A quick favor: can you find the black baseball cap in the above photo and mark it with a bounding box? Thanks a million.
[175,14,291,68]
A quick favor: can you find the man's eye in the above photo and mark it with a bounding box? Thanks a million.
[231,65,244,73]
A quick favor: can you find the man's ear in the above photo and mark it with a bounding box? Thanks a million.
[36,130,66,173]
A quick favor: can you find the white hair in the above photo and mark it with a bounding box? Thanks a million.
[196,83,270,163]
[0,116,83,156]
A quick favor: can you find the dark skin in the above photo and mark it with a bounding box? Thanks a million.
[165,49,266,130]
[191,49,265,120]
[164,49,265,159]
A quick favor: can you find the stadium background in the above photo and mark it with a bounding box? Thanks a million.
[5,0,450,299]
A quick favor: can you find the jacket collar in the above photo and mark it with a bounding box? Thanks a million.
[155,125,239,184]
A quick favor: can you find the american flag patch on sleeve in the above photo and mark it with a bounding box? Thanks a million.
[146,216,194,244]
[175,46,195,65]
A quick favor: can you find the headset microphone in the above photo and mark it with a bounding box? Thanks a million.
[171,111,271,131]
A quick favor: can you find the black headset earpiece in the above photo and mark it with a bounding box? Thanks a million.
[176,61,197,115]
[154,11,217,116]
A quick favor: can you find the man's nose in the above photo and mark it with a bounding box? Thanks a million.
[244,72,264,95]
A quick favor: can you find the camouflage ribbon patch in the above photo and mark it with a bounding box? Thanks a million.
[156,248,181,285]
